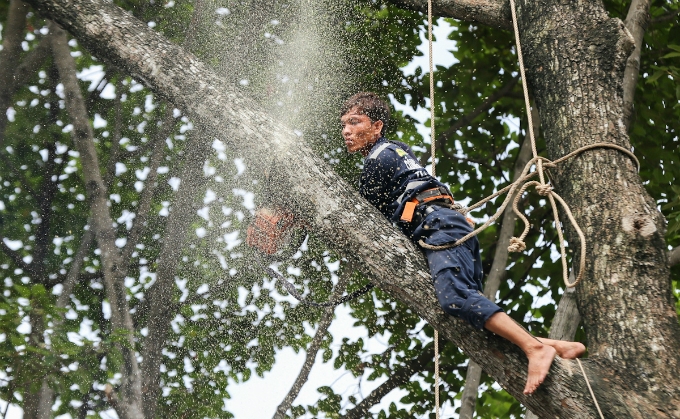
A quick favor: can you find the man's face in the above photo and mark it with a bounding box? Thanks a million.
[341,108,383,156]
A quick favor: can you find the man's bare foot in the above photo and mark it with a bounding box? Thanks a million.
[537,338,586,359]
[482,313,562,394]
[524,344,557,395]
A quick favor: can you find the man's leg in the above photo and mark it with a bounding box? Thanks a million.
[427,246,556,394]
[424,222,584,394]
[484,312,557,395]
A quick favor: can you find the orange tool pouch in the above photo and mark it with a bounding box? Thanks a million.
[399,188,455,223]
[246,207,297,255]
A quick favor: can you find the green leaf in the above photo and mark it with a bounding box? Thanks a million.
[646,69,666,84]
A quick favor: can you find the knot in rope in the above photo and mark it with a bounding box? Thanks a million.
[508,237,527,253]
[536,184,552,196]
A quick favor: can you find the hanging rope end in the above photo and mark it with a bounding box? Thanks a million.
[508,237,527,252]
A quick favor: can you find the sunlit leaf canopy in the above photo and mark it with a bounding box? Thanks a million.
[0,0,678,417]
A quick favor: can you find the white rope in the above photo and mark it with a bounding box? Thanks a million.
[508,0,605,415]
[422,0,609,415]
[426,0,440,417]
[576,359,605,419]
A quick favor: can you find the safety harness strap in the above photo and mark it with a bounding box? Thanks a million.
[400,187,454,223]
[366,142,391,160]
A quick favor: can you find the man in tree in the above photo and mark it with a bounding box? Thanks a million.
[341,91,585,395]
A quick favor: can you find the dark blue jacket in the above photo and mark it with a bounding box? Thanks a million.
[359,139,501,329]
[359,137,452,239]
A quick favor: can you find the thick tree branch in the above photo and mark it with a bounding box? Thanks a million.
[389,0,511,30]
[272,267,352,419]
[670,246,680,267]
[622,0,652,131]
[48,21,144,419]
[23,311,52,419]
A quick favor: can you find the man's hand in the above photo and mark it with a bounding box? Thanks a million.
[246,207,297,255]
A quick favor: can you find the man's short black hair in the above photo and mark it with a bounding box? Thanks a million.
[341,92,390,136]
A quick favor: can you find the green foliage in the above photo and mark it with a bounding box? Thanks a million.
[476,383,525,419]
[0,0,678,418]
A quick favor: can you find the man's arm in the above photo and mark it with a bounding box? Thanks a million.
[359,148,398,218]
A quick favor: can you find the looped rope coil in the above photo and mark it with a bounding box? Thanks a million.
[419,0,616,414]
[417,143,638,288]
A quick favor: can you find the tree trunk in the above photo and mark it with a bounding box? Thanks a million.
[140,126,213,419]
[517,0,680,416]
[22,311,52,419]
[26,0,680,417]
[49,21,145,419]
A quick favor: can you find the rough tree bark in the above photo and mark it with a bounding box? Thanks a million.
[49,21,145,419]
[517,0,680,416]
[25,0,680,417]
